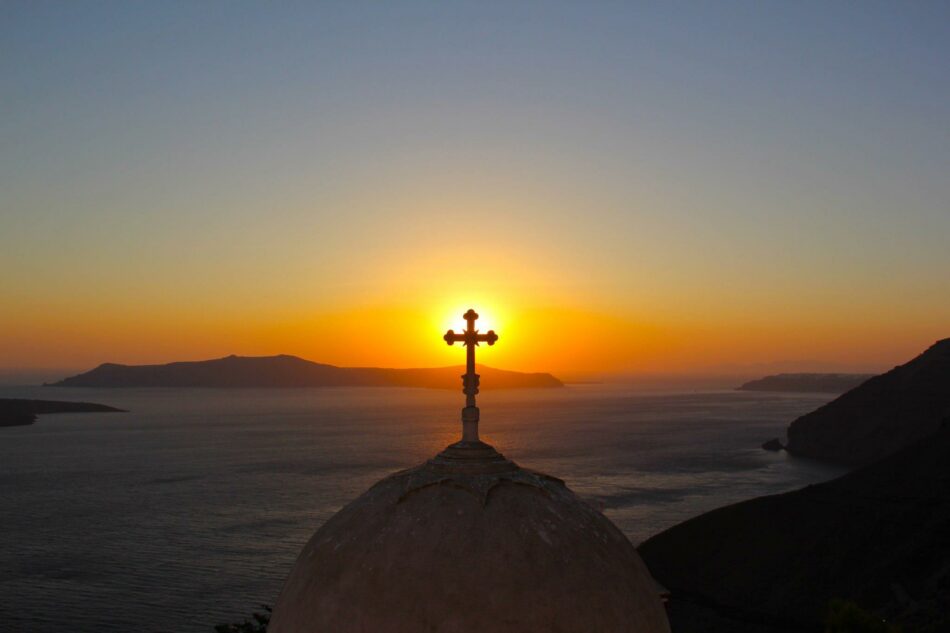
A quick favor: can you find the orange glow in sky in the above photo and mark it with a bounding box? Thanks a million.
[2,206,948,376]
[2,202,948,377]
[2,274,944,377]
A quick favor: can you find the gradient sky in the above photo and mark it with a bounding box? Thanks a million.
[2,2,949,376]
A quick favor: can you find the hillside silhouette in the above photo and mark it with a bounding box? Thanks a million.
[47,355,564,390]
[639,424,950,632]
[786,338,950,465]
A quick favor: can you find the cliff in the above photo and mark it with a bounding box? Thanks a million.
[737,373,874,394]
[639,425,950,632]
[785,338,950,466]
[47,355,564,390]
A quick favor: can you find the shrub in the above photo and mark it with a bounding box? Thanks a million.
[214,605,270,633]
[826,599,900,633]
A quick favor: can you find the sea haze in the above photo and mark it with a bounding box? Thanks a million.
[0,385,844,633]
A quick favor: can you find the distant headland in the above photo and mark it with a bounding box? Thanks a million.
[46,354,564,390]
[736,372,874,394]
[785,337,950,466]
[0,398,126,427]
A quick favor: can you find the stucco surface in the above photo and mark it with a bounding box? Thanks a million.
[270,441,671,633]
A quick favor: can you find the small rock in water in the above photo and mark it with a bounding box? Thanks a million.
[762,438,784,452]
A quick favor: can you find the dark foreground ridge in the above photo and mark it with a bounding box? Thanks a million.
[785,337,950,466]
[639,425,950,633]
[0,398,126,427]
[47,354,564,390]
[737,373,874,394]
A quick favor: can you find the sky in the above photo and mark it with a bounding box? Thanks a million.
[2,2,949,378]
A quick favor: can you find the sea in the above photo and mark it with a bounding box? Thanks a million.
[0,384,845,633]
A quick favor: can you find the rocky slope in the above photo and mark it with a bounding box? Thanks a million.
[47,354,564,390]
[639,425,950,632]
[785,338,950,466]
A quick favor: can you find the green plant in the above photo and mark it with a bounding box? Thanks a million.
[826,599,901,633]
[214,605,270,633]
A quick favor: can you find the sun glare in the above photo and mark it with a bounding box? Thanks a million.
[440,305,502,335]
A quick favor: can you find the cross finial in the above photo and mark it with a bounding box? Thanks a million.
[443,308,498,443]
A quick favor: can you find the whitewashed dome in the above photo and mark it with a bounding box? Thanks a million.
[269,440,671,633]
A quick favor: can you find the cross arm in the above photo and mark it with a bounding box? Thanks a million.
[475,330,498,345]
[443,329,498,346]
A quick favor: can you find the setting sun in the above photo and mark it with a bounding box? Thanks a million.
[440,305,501,337]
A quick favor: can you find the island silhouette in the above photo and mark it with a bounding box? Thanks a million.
[0,398,125,427]
[737,373,874,394]
[47,354,564,390]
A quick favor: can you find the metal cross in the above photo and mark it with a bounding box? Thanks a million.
[443,308,498,443]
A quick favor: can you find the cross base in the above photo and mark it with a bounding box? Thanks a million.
[461,406,479,442]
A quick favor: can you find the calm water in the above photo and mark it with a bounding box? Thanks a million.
[0,385,844,632]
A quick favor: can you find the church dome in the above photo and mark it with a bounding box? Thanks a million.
[269,441,671,633]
